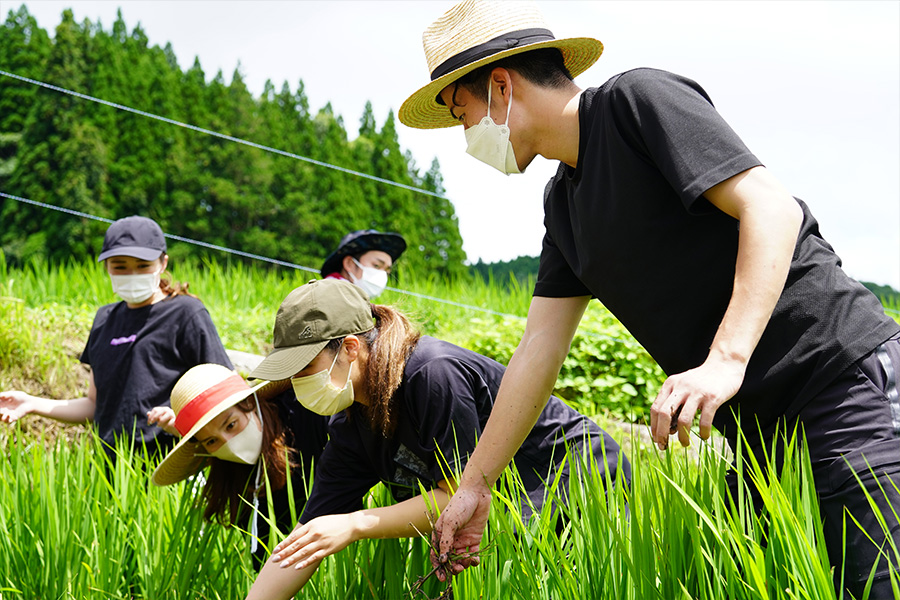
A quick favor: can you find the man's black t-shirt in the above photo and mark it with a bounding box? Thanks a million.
[299,336,625,524]
[81,295,233,447]
[535,68,900,442]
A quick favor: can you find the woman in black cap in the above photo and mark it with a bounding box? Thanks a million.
[320,229,406,298]
[243,279,629,599]
[0,216,233,458]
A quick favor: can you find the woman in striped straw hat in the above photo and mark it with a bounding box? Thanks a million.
[152,363,328,567]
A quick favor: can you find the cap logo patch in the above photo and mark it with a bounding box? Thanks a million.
[298,326,313,339]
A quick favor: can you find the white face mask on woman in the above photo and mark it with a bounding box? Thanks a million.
[349,257,389,298]
[110,271,160,304]
[464,83,521,175]
[291,347,355,415]
[209,396,264,464]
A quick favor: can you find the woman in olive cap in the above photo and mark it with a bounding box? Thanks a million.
[243,279,628,599]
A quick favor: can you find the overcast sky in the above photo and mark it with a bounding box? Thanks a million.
[10,0,900,288]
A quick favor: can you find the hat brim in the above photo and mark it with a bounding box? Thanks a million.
[399,37,603,130]
[151,379,272,486]
[97,246,166,262]
[248,340,330,382]
[320,232,407,277]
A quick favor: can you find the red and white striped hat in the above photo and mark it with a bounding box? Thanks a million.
[151,363,271,486]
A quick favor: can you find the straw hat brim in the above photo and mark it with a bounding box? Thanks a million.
[248,340,330,383]
[151,379,272,486]
[399,36,603,130]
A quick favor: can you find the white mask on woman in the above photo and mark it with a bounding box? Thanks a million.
[209,396,264,464]
[291,347,355,415]
[349,257,389,298]
[110,270,160,304]
[464,83,521,175]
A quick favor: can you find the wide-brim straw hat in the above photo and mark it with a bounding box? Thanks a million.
[152,364,271,486]
[399,0,603,130]
[249,279,375,382]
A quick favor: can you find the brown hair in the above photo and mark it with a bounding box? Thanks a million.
[326,303,421,438]
[200,379,297,525]
[159,254,197,299]
[160,273,197,299]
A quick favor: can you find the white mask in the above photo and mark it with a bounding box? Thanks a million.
[291,348,355,415]
[209,397,264,464]
[464,83,521,175]
[349,257,389,298]
[110,271,160,304]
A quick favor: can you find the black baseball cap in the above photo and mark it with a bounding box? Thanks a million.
[320,229,407,277]
[97,216,167,262]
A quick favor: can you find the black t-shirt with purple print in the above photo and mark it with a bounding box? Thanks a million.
[81,294,233,450]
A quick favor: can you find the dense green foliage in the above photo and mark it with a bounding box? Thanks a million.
[469,254,540,288]
[1,422,895,598]
[0,254,664,423]
[0,5,465,276]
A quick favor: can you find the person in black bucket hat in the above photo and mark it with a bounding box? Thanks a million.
[0,215,233,461]
[320,229,406,299]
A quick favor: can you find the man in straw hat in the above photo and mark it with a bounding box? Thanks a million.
[399,1,900,595]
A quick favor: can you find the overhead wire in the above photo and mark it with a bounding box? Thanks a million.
[1,70,896,332]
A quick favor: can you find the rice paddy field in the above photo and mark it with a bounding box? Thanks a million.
[2,255,899,599]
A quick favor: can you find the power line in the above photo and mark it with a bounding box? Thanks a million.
[0,69,447,200]
[1,192,652,346]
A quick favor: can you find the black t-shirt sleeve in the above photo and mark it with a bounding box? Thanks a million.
[535,226,592,299]
[608,69,761,211]
[80,305,111,365]
[404,360,486,481]
[178,305,234,371]
[298,439,380,524]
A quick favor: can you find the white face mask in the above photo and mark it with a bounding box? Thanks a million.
[349,257,389,298]
[209,399,264,464]
[291,348,355,415]
[110,271,160,304]
[464,83,521,175]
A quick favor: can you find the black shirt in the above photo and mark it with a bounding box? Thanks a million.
[247,387,329,565]
[81,295,233,447]
[299,336,626,524]
[535,68,900,442]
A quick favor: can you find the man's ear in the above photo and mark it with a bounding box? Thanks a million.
[490,67,513,103]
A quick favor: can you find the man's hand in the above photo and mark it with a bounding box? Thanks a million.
[649,354,745,449]
[430,482,491,581]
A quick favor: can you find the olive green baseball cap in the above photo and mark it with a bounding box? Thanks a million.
[249,279,375,381]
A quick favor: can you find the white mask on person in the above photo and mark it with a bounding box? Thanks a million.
[348,257,389,298]
[110,271,160,304]
[291,347,355,415]
[464,83,521,175]
[209,397,264,464]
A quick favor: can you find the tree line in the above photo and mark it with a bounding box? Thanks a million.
[0,6,467,277]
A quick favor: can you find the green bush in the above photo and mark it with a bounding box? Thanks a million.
[451,303,666,422]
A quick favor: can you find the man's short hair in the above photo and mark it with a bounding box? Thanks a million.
[452,48,573,103]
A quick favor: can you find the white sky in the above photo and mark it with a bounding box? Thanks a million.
[10,0,900,288]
